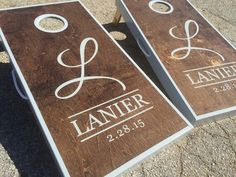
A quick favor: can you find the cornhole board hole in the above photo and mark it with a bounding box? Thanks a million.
[0,1,192,177]
[115,0,236,124]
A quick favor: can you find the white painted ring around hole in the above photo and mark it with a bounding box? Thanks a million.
[34,14,68,33]
[149,0,174,14]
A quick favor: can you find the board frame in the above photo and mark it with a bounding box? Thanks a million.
[0,1,193,176]
[116,0,236,124]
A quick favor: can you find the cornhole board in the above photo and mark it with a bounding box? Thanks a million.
[115,0,236,124]
[0,1,192,177]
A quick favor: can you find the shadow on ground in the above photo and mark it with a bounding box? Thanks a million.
[103,22,165,92]
[0,63,60,177]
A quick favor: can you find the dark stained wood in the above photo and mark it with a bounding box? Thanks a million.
[0,2,191,176]
[122,0,236,116]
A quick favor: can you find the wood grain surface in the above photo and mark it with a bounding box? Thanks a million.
[122,0,236,116]
[0,2,190,176]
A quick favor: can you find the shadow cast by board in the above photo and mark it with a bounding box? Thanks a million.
[103,22,164,92]
[0,62,60,177]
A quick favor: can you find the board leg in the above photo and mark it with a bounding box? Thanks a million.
[113,9,122,25]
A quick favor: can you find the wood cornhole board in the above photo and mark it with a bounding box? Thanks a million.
[0,1,192,177]
[116,0,236,124]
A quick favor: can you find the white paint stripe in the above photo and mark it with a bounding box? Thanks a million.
[80,106,154,142]
[194,78,236,88]
[183,62,236,73]
[196,105,236,120]
[68,89,139,119]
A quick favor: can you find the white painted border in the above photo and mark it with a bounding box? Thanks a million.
[0,1,193,177]
[34,14,68,33]
[117,0,236,122]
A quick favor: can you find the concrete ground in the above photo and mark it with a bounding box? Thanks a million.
[0,0,235,176]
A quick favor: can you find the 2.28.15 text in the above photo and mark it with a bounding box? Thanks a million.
[107,119,145,142]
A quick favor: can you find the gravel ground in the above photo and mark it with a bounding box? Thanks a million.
[0,0,236,177]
